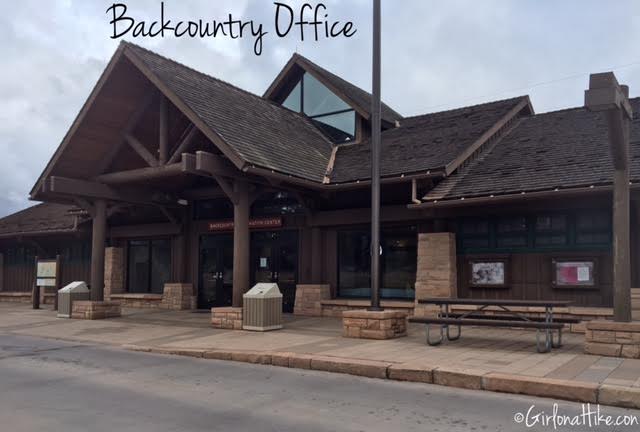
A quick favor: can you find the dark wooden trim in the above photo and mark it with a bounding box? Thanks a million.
[195,151,241,179]
[124,133,158,167]
[0,252,4,292]
[95,163,184,184]
[30,44,128,198]
[167,124,198,165]
[122,47,247,170]
[444,97,532,176]
[96,91,157,175]
[109,223,182,238]
[159,95,169,165]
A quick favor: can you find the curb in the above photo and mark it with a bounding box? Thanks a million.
[124,345,640,409]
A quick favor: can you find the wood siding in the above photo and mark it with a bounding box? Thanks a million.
[457,251,613,307]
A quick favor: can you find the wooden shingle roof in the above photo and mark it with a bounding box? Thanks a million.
[124,43,334,182]
[0,203,80,237]
[330,97,529,183]
[424,98,640,202]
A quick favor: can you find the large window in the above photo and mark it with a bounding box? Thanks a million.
[281,72,355,142]
[251,192,305,217]
[457,210,611,254]
[338,226,417,299]
[193,199,234,221]
[127,239,171,294]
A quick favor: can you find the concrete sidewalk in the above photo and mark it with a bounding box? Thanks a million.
[1,303,639,409]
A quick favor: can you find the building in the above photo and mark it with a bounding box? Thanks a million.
[1,42,639,318]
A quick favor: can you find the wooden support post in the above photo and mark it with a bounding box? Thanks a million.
[159,96,169,165]
[32,255,39,309]
[0,253,4,293]
[585,72,633,322]
[232,181,250,308]
[613,154,632,322]
[90,200,107,302]
[53,254,61,311]
[311,227,322,284]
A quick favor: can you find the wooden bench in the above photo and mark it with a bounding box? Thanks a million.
[408,316,565,353]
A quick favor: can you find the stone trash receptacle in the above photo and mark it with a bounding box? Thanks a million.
[342,309,408,339]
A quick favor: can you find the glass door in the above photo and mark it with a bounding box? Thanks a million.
[198,235,233,309]
[251,231,299,313]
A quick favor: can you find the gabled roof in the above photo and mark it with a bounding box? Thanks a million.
[0,203,81,237]
[124,44,335,182]
[264,53,403,125]
[30,42,336,197]
[423,98,640,202]
[329,96,531,183]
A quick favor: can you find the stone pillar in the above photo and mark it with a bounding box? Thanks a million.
[232,181,250,308]
[104,247,124,301]
[90,199,107,302]
[294,284,330,316]
[161,283,196,310]
[414,232,457,316]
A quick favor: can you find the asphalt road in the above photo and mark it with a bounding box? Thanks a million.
[0,334,638,432]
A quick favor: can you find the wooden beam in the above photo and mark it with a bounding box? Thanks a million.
[125,133,158,167]
[94,163,184,184]
[159,96,169,165]
[156,206,178,225]
[96,91,156,174]
[109,223,181,238]
[195,151,240,178]
[47,176,174,205]
[167,124,198,164]
[214,177,238,205]
[73,198,96,218]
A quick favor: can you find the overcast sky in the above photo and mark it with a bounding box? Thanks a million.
[1,0,639,217]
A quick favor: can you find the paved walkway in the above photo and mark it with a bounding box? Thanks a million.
[1,304,639,408]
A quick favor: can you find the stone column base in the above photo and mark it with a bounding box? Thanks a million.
[211,307,243,330]
[342,310,408,339]
[161,283,196,310]
[294,284,330,316]
[585,321,640,358]
[71,301,122,320]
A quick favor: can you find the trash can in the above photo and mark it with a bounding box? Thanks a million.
[57,281,90,318]
[242,283,283,331]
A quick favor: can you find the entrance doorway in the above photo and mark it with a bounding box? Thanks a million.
[198,234,233,309]
[251,231,298,313]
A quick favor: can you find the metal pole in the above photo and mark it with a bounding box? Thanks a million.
[369,0,382,311]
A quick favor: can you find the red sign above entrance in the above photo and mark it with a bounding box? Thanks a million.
[208,217,283,232]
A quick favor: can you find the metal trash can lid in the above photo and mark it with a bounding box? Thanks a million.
[58,281,89,293]
[243,283,282,298]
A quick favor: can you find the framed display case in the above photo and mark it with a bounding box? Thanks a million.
[468,258,509,288]
[551,258,598,289]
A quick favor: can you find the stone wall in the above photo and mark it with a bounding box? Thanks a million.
[320,300,414,317]
[161,283,196,310]
[585,321,640,358]
[0,292,31,303]
[211,307,243,330]
[104,247,124,300]
[294,284,330,316]
[414,232,457,317]
[110,294,163,309]
[342,310,407,339]
[71,300,121,320]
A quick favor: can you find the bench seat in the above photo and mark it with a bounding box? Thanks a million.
[436,313,580,325]
[408,317,564,329]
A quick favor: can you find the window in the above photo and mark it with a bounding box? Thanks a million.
[496,216,527,248]
[576,211,611,246]
[127,239,171,294]
[251,192,305,217]
[194,199,234,221]
[459,219,490,250]
[457,210,611,254]
[279,72,355,142]
[535,215,568,247]
[338,227,416,299]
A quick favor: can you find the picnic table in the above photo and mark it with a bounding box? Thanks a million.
[409,298,575,353]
